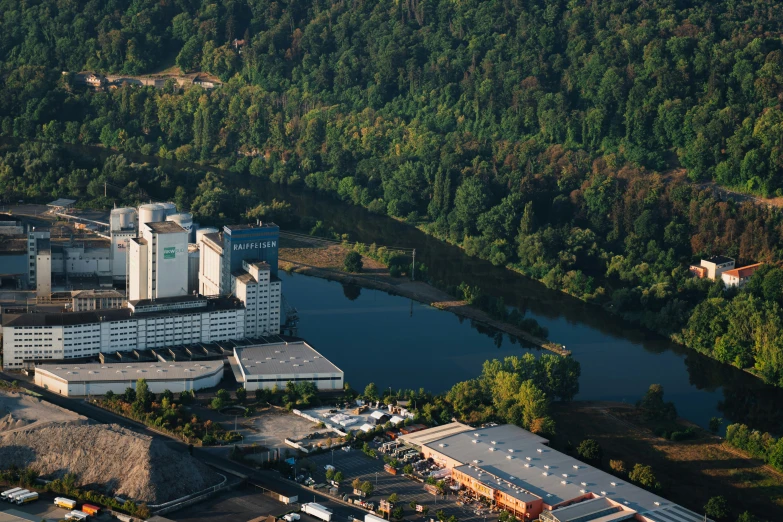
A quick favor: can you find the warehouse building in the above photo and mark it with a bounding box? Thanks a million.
[233,341,343,391]
[34,360,224,396]
[415,424,710,522]
[1,295,245,369]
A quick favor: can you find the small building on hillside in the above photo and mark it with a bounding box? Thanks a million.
[721,263,763,288]
[689,256,735,280]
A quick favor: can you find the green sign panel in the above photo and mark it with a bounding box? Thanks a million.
[164,246,176,259]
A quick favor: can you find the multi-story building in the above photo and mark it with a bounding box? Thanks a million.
[232,260,281,336]
[199,221,282,335]
[721,262,763,288]
[198,221,280,295]
[1,295,245,369]
[129,221,189,301]
[689,256,735,280]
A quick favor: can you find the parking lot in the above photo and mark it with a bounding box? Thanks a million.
[172,485,293,522]
[0,496,113,522]
[300,449,498,522]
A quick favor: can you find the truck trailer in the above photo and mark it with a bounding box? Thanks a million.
[301,502,333,522]
[16,492,38,505]
[6,489,30,502]
[55,498,78,510]
[81,504,100,516]
[1,488,23,501]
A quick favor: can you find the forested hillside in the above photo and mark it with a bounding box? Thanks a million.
[4,0,783,385]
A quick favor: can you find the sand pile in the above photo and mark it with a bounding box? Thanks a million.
[0,423,220,504]
[0,413,31,432]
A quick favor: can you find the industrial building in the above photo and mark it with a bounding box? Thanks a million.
[198,222,280,295]
[1,295,245,369]
[232,341,343,390]
[405,424,711,522]
[33,360,224,396]
[128,221,189,301]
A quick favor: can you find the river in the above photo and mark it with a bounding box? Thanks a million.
[8,139,783,433]
[247,177,783,434]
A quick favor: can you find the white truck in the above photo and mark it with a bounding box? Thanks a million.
[65,511,89,521]
[365,514,387,522]
[284,513,301,522]
[1,488,23,501]
[7,489,30,503]
[16,492,39,505]
[301,502,333,522]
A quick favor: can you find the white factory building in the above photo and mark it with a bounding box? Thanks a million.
[34,360,224,396]
[128,221,189,301]
[232,341,344,391]
[232,260,281,337]
[1,295,245,369]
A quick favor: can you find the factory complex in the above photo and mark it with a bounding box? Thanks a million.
[0,202,347,398]
[401,423,710,522]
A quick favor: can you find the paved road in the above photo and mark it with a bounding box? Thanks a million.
[0,372,366,520]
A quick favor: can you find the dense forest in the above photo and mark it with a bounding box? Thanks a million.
[4,0,783,387]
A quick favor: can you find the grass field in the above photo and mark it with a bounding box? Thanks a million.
[550,402,783,520]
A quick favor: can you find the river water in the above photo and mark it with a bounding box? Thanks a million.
[10,139,782,432]
[252,179,783,434]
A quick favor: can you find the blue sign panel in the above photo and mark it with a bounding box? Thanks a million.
[222,224,280,280]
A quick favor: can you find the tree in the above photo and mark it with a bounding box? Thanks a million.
[628,464,660,490]
[638,384,677,420]
[123,387,136,403]
[325,468,335,481]
[104,390,115,401]
[236,387,247,403]
[334,471,344,483]
[709,417,723,434]
[343,251,363,273]
[609,460,626,475]
[736,512,760,522]
[134,378,151,411]
[211,396,225,410]
[704,496,729,520]
[391,507,404,521]
[577,439,603,463]
[360,480,374,497]
[402,464,413,475]
[352,478,362,490]
[388,493,399,504]
[364,382,379,401]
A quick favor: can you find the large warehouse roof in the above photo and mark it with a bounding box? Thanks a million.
[423,425,710,521]
[235,341,342,377]
[36,361,224,383]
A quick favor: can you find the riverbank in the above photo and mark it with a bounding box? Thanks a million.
[550,401,783,519]
[278,235,569,356]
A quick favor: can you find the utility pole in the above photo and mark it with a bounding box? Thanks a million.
[104,181,107,197]
[411,249,416,281]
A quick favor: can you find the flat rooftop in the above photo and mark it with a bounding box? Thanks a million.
[2,308,132,327]
[144,221,186,234]
[0,238,27,254]
[235,341,343,377]
[36,360,224,383]
[703,255,733,265]
[423,425,696,516]
[224,222,278,231]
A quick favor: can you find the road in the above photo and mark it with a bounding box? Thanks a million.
[0,371,367,520]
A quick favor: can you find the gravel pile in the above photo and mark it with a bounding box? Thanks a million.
[0,423,220,504]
